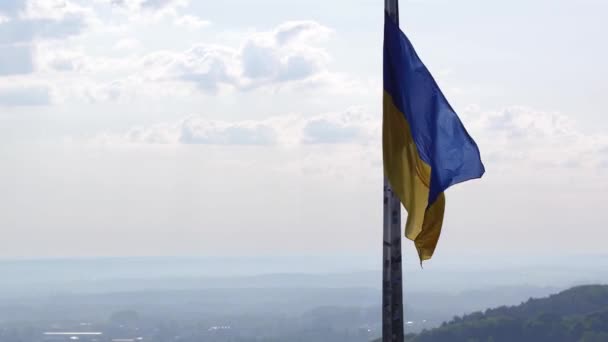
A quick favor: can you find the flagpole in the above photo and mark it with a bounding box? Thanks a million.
[383,1,404,341]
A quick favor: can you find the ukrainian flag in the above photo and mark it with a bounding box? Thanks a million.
[383,13,485,262]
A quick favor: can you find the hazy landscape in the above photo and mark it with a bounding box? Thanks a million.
[1,256,607,341]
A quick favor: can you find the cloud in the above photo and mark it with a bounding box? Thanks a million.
[274,21,332,45]
[463,106,608,169]
[240,41,280,79]
[0,1,90,79]
[240,21,331,85]
[113,38,141,50]
[106,0,187,18]
[138,20,333,93]
[83,78,139,102]
[95,108,374,146]
[174,14,209,29]
[94,106,608,172]
[179,118,278,145]
[37,46,138,74]
[278,54,324,82]
[139,0,186,11]
[303,118,363,144]
[140,46,237,93]
[140,0,174,9]
[0,85,50,106]
[42,50,87,71]
[0,45,33,75]
[26,15,344,102]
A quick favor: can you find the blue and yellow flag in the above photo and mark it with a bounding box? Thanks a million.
[383,14,485,261]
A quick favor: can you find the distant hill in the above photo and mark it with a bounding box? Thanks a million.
[377,285,608,342]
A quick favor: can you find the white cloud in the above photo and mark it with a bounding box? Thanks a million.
[7,5,350,105]
[104,0,188,20]
[27,17,337,105]
[137,20,334,93]
[113,38,141,50]
[174,14,209,29]
[84,79,136,102]
[94,106,608,173]
[35,45,138,77]
[179,118,278,145]
[38,49,87,72]
[274,21,332,45]
[155,45,238,92]
[139,0,187,11]
[466,106,608,170]
[95,108,375,146]
[0,1,94,105]
[23,0,94,22]
[0,0,92,81]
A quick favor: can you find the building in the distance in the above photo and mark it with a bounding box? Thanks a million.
[42,332,103,341]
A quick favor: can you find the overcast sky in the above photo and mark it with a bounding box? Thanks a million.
[1,0,607,262]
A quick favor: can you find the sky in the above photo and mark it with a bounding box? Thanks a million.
[1,0,607,262]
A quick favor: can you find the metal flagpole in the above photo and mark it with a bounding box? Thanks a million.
[383,1,404,342]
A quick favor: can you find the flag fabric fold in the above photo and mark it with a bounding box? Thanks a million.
[383,13,485,262]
